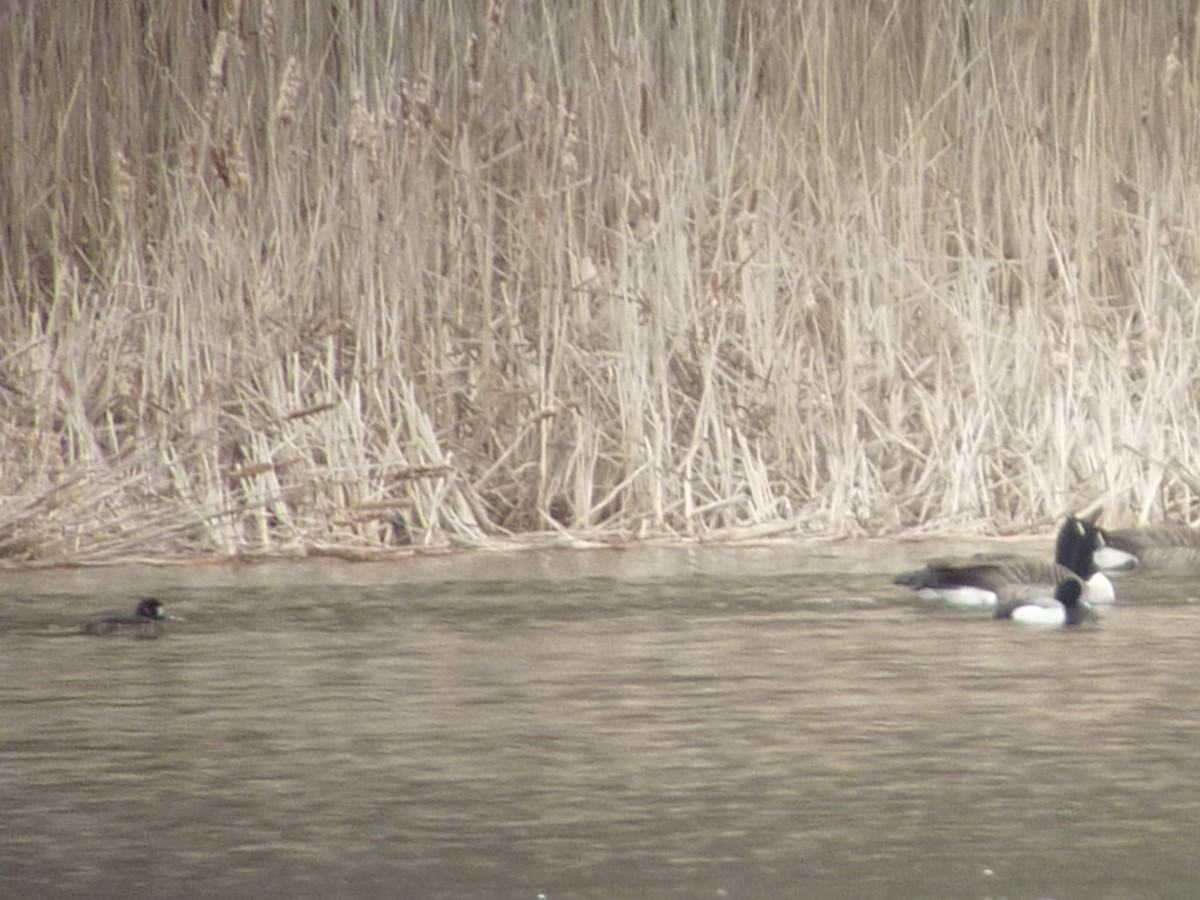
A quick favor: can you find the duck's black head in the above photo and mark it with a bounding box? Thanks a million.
[1053,577,1091,626]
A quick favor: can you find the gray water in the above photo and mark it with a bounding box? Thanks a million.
[2,542,1199,899]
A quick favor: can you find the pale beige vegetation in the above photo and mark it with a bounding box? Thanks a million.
[2,0,1199,563]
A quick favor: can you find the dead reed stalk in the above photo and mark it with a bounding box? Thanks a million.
[0,1,1198,563]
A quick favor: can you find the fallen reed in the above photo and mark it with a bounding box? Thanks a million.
[1,1,1199,563]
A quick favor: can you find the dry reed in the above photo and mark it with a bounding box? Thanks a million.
[2,1,1200,563]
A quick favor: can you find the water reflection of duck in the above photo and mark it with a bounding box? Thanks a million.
[894,516,1114,609]
[994,577,1093,627]
[82,598,176,638]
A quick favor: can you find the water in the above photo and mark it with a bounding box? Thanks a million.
[2,543,1199,899]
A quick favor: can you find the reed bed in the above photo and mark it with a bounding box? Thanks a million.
[2,0,1200,563]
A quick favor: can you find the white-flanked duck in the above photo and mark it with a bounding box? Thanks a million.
[994,576,1093,627]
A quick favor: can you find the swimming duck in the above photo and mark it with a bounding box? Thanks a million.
[894,515,1114,609]
[994,576,1093,627]
[1092,523,1200,573]
[82,598,175,638]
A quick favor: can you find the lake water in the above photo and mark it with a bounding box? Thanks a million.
[2,541,1199,899]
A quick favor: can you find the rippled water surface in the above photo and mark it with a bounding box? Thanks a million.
[2,541,1200,899]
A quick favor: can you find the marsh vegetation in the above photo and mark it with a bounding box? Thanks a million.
[3,1,1199,562]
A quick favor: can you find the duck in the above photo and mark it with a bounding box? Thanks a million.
[894,515,1114,609]
[994,576,1093,627]
[82,598,176,638]
[1092,523,1200,573]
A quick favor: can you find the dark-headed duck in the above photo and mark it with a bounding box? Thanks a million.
[82,598,176,638]
[994,576,1094,627]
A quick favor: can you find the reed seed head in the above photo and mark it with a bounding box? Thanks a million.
[275,56,302,126]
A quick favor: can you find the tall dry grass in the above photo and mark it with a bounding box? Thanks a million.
[2,0,1200,562]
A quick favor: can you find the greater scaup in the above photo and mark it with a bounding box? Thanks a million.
[82,598,176,638]
[994,576,1093,627]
